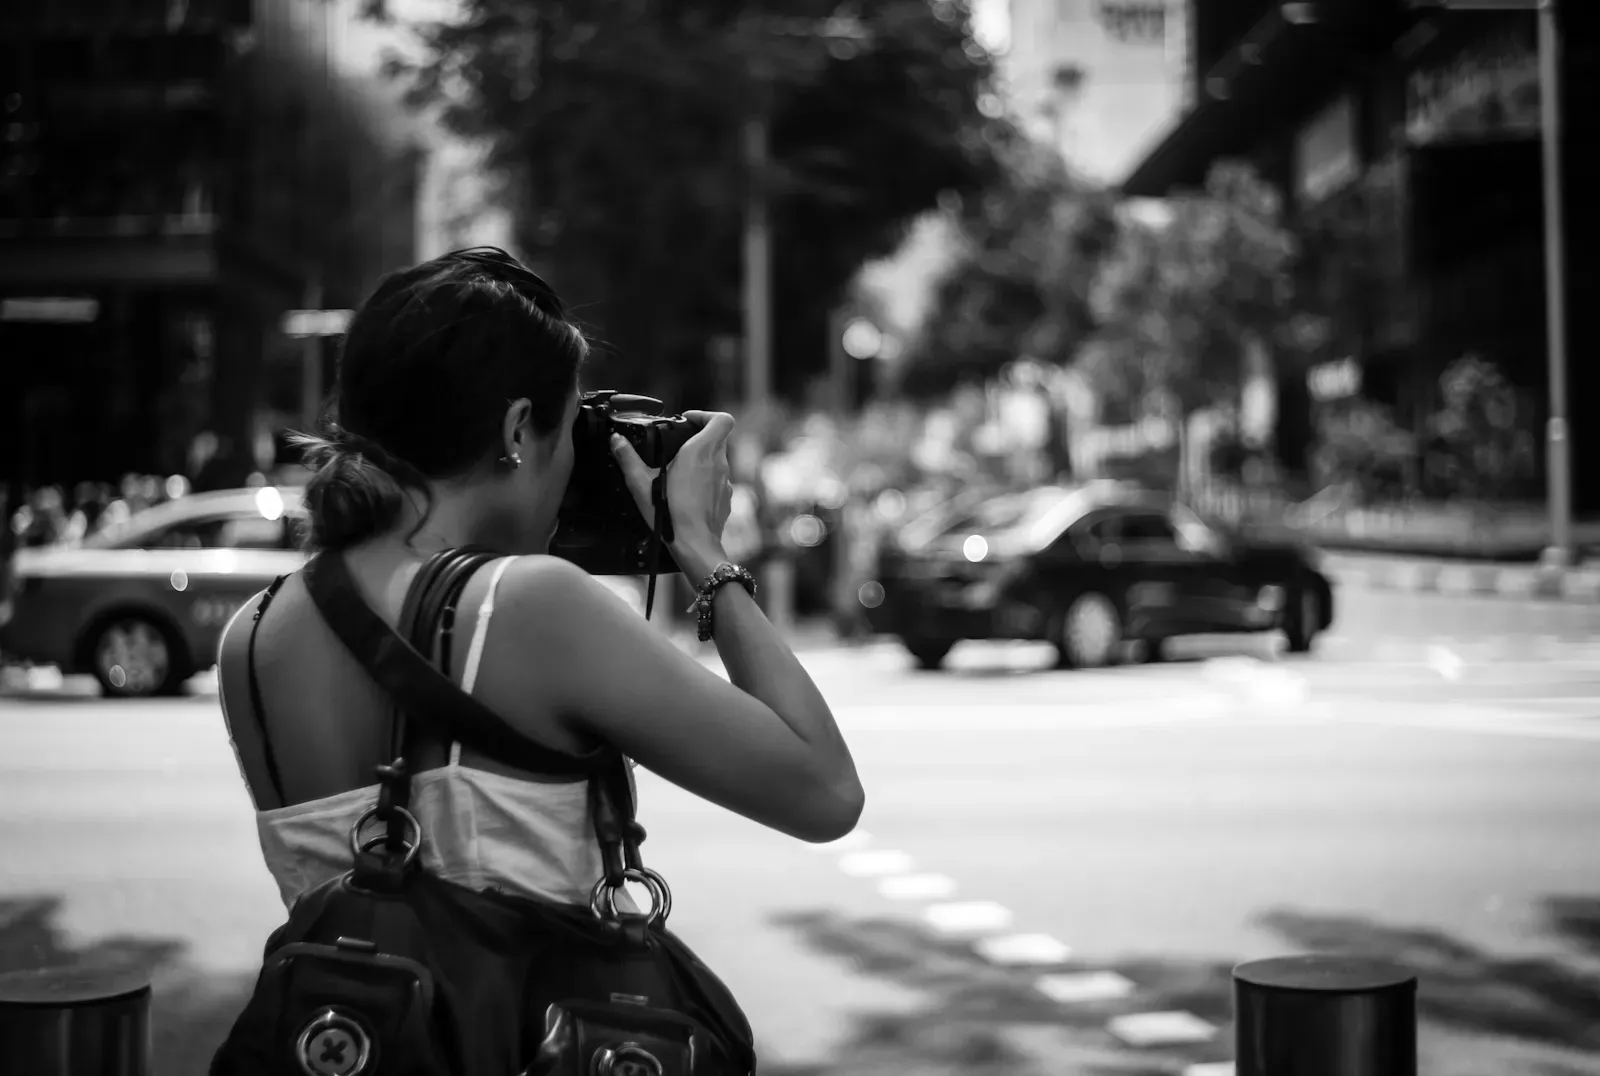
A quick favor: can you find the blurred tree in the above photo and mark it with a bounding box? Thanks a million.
[1422,355,1538,502]
[1080,161,1298,486]
[895,129,1118,400]
[370,0,1004,407]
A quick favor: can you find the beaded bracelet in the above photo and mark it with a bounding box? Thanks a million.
[685,562,757,642]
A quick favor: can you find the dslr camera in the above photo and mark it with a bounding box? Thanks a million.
[549,390,698,576]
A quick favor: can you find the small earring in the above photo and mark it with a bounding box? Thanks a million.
[501,453,522,470]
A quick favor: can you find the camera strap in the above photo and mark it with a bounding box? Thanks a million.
[643,468,674,621]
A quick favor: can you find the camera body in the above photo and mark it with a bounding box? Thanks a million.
[549,390,697,576]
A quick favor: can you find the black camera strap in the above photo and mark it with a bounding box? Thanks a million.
[304,551,607,779]
[644,465,674,621]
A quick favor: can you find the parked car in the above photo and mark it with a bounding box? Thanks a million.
[0,486,650,697]
[863,483,1335,670]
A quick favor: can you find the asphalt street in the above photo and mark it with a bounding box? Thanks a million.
[3,584,1600,1075]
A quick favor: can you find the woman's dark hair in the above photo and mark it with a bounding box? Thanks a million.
[291,247,588,550]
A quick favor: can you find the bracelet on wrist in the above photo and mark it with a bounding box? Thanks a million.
[685,562,757,642]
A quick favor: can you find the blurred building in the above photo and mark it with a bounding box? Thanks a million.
[1003,0,1191,182]
[0,0,423,491]
[1122,0,1600,511]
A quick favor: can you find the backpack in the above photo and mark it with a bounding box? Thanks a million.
[211,546,757,1076]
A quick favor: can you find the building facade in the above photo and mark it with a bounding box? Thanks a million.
[0,0,422,491]
[1003,0,1191,182]
[1123,0,1600,511]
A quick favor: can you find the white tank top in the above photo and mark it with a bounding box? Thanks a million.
[250,557,634,911]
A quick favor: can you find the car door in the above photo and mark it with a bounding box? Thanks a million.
[1103,509,1206,639]
[1169,505,1275,631]
[135,510,308,659]
[1036,510,1178,639]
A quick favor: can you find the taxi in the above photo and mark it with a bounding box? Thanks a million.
[0,487,307,697]
[0,485,653,698]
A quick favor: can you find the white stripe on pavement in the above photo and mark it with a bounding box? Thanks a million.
[1034,971,1135,1003]
[922,901,1014,936]
[837,850,914,877]
[1107,1010,1218,1047]
[807,829,872,853]
[877,873,958,901]
[1184,1064,1236,1076]
[972,933,1072,966]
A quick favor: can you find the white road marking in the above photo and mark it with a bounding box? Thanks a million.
[1107,1010,1218,1047]
[973,932,1072,966]
[877,873,958,901]
[1426,645,1465,681]
[922,900,1014,936]
[1034,970,1135,1003]
[808,829,872,853]
[1184,1064,1236,1076]
[838,850,914,877]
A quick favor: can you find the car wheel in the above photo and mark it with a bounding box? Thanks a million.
[1285,587,1320,654]
[902,636,954,670]
[89,615,187,698]
[1053,592,1122,669]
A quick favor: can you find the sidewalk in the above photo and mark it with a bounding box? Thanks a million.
[1323,551,1600,602]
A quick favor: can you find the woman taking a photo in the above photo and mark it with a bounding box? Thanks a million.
[217,245,864,922]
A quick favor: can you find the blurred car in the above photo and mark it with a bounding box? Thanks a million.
[0,487,307,697]
[0,486,650,697]
[862,483,1335,670]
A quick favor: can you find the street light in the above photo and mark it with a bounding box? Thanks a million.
[1403,0,1571,565]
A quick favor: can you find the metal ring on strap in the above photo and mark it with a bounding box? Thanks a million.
[589,867,671,927]
[347,804,423,869]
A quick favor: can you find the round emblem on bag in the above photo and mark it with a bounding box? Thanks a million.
[594,1042,663,1076]
[295,1007,374,1076]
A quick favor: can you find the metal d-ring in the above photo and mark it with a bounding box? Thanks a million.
[589,867,671,927]
[348,804,423,869]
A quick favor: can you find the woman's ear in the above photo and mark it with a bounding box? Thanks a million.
[502,398,533,463]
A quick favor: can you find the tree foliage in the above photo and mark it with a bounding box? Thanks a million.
[377,0,1005,406]
[895,132,1118,400]
[1081,161,1298,422]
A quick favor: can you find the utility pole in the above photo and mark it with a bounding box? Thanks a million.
[1536,0,1571,566]
[300,276,324,431]
[742,111,773,440]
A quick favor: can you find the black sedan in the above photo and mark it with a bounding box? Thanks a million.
[861,484,1335,670]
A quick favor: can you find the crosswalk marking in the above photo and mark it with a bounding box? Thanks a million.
[1107,1010,1218,1047]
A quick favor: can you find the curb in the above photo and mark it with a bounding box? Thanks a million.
[1323,554,1600,603]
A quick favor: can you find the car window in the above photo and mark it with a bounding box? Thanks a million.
[1085,516,1120,542]
[144,513,288,550]
[1118,512,1180,545]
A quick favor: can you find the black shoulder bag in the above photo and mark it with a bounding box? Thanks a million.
[211,547,757,1076]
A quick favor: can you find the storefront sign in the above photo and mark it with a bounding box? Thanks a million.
[1295,95,1360,205]
[1,297,99,323]
[281,309,353,338]
[1095,1,1167,45]
[1406,23,1540,144]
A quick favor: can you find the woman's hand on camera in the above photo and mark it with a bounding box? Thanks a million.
[611,410,735,552]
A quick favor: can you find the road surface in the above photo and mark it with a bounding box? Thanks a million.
[3,585,1600,1075]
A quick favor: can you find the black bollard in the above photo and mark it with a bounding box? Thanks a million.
[1234,954,1416,1076]
[0,964,153,1076]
